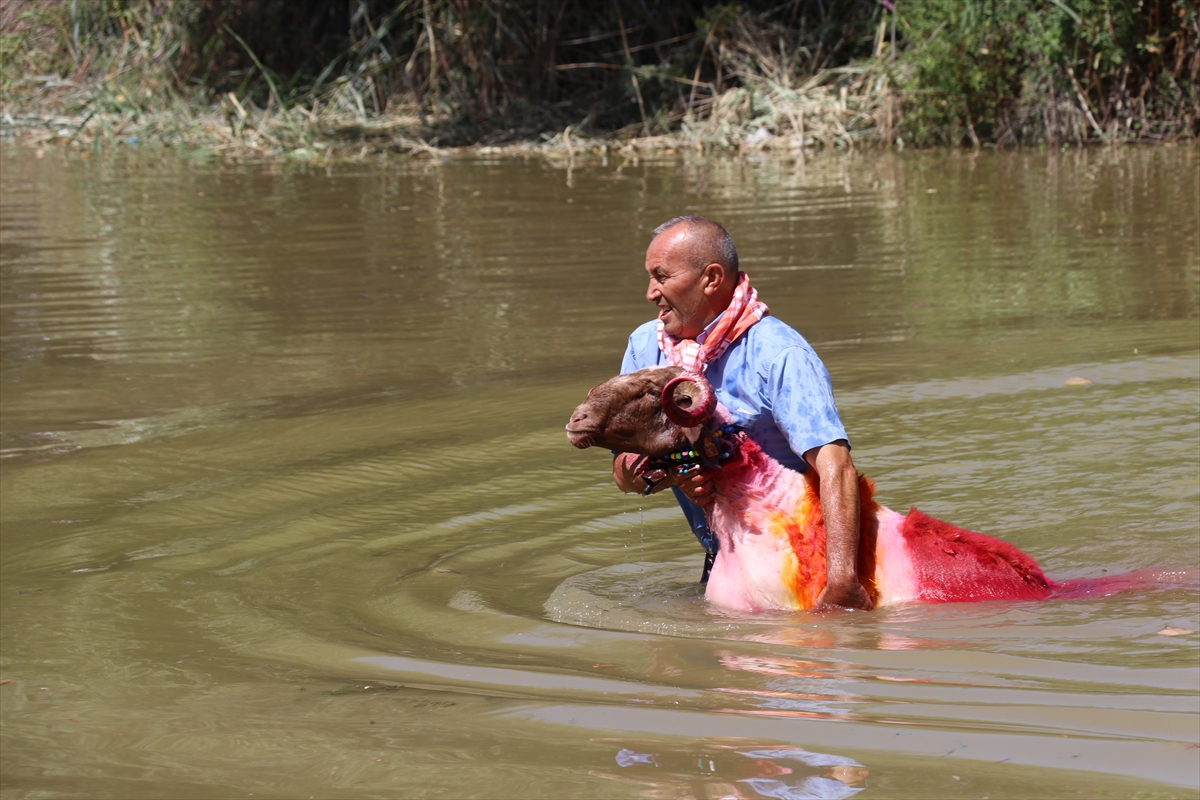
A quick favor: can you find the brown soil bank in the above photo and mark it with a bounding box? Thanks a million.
[1,0,1196,159]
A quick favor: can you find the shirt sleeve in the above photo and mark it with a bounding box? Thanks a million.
[620,335,638,374]
[621,321,661,374]
[766,345,849,459]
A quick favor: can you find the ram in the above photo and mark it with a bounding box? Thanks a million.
[567,366,1055,612]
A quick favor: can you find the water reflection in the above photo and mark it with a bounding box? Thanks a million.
[604,741,868,799]
[3,148,1197,461]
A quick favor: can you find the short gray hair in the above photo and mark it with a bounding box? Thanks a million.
[651,215,739,273]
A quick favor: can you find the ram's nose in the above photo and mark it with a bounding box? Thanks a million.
[566,408,595,448]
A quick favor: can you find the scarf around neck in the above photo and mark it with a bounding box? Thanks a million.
[657,271,769,374]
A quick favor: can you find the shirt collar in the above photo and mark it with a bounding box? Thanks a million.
[695,311,725,345]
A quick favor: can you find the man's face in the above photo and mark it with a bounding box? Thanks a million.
[644,229,711,339]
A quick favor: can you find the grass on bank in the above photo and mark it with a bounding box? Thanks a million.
[0,0,1195,160]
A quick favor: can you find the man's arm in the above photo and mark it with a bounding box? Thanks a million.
[804,441,873,611]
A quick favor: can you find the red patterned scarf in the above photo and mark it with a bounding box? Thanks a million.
[657,272,769,374]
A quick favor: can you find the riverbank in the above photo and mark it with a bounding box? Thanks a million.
[0,62,900,161]
[2,0,1196,161]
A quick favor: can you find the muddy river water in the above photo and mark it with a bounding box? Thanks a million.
[1,145,1197,799]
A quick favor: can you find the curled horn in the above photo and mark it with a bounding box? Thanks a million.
[661,374,716,428]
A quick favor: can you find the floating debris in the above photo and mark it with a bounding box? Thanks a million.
[1158,626,1196,636]
[328,683,404,696]
[411,699,456,709]
[1064,377,1093,386]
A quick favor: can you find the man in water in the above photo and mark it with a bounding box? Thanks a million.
[610,215,872,611]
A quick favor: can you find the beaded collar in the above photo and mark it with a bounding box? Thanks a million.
[638,424,743,496]
[660,424,741,468]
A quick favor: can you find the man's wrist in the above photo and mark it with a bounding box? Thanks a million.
[825,568,859,588]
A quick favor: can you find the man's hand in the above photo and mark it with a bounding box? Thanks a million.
[673,465,718,506]
[613,452,674,495]
[814,577,874,611]
[614,454,720,504]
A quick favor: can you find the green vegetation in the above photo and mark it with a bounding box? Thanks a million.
[1,0,1194,155]
[899,0,1198,143]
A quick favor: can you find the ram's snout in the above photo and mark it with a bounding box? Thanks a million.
[566,405,595,449]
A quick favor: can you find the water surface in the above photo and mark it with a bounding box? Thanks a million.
[1,145,1198,799]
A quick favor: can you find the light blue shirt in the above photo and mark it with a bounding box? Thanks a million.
[620,315,850,473]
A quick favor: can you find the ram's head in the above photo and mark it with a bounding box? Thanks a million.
[566,367,716,456]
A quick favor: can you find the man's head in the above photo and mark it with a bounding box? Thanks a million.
[644,216,739,339]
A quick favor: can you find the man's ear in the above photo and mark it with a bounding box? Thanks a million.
[700,262,725,296]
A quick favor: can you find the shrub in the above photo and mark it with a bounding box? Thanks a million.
[896,0,1199,144]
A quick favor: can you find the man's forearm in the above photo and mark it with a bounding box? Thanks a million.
[806,442,872,610]
[820,464,861,587]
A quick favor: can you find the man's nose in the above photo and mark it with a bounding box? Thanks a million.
[646,282,660,303]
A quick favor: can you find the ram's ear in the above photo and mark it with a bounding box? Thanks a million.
[661,375,716,428]
[681,425,703,444]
